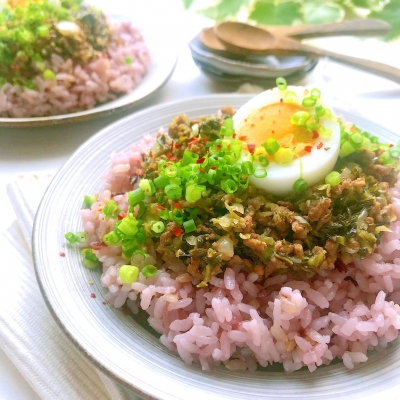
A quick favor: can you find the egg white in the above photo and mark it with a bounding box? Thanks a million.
[233,86,341,196]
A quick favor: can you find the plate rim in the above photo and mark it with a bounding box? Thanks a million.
[32,93,400,399]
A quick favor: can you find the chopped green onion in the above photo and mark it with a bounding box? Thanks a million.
[154,175,169,188]
[314,104,325,117]
[221,179,238,194]
[293,178,308,193]
[183,219,197,233]
[258,155,269,167]
[103,231,120,246]
[207,169,217,184]
[296,126,312,141]
[389,147,400,158]
[230,140,243,152]
[83,195,97,208]
[284,91,298,104]
[318,126,332,138]
[305,116,319,130]
[37,25,50,37]
[310,88,321,99]
[186,183,205,203]
[349,132,363,149]
[152,221,165,233]
[131,250,149,264]
[119,265,139,284]
[325,171,341,186]
[139,179,156,196]
[164,164,178,177]
[182,150,198,166]
[125,56,132,65]
[117,214,138,237]
[128,188,145,206]
[276,77,287,91]
[291,111,310,126]
[222,117,234,136]
[142,264,158,277]
[302,97,316,108]
[81,248,99,270]
[263,138,280,155]
[253,167,267,179]
[165,184,182,200]
[274,148,294,164]
[339,140,355,158]
[65,231,87,244]
[159,210,170,220]
[380,151,393,165]
[242,161,255,175]
[103,200,120,220]
[42,69,55,81]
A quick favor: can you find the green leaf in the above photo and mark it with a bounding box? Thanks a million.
[197,0,249,21]
[249,0,302,26]
[303,2,344,25]
[182,0,196,10]
[370,0,400,41]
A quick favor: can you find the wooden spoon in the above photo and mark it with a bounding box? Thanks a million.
[201,19,391,52]
[214,22,400,84]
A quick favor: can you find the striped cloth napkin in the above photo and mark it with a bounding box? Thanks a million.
[0,173,138,400]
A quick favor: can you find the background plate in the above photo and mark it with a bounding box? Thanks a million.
[0,15,177,128]
[33,94,400,400]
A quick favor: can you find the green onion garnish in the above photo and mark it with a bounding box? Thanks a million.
[325,171,341,186]
[37,25,50,37]
[81,248,99,270]
[42,69,55,80]
[284,91,298,103]
[152,221,165,233]
[103,200,120,220]
[263,138,280,155]
[291,111,311,126]
[125,56,132,65]
[83,195,97,208]
[314,104,325,117]
[165,183,182,200]
[139,179,156,196]
[221,179,238,194]
[293,178,308,193]
[119,265,139,284]
[154,175,169,188]
[258,155,269,167]
[302,97,316,108]
[117,214,138,237]
[310,88,321,99]
[183,219,197,233]
[65,231,87,244]
[276,77,287,91]
[128,188,145,207]
[142,264,158,278]
[274,148,294,164]
[103,231,120,246]
[186,183,205,203]
[253,167,267,178]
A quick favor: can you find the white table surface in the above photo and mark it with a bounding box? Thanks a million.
[1,1,400,398]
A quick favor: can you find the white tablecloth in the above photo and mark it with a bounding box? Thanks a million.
[1,1,400,398]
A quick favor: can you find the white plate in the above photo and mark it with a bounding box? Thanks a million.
[0,16,177,128]
[33,94,400,400]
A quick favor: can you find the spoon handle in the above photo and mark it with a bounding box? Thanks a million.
[267,19,391,39]
[280,37,400,84]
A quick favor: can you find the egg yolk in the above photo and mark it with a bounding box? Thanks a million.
[236,102,317,152]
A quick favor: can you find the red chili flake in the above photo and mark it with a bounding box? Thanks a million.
[170,156,178,161]
[211,166,217,170]
[173,228,184,237]
[199,169,205,173]
[175,143,181,149]
[202,139,210,143]
[312,131,319,139]
[90,293,96,298]
[304,146,312,153]
[196,157,205,164]
[216,144,222,150]
[118,212,126,220]
[247,143,256,154]
[11,64,18,71]
[271,130,275,134]
[157,203,166,209]
[317,142,323,149]
[136,169,144,176]
[102,301,107,305]
[174,202,182,210]
[149,151,153,158]
[188,137,197,145]
[389,144,394,148]
[280,98,283,103]
[166,152,173,159]
[239,135,247,141]
[59,251,66,257]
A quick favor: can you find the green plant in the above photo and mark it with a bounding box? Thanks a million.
[182,0,400,41]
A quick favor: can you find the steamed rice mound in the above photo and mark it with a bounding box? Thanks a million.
[77,135,400,373]
[0,21,151,118]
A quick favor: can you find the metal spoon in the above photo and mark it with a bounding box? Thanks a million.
[201,19,391,52]
[214,22,400,84]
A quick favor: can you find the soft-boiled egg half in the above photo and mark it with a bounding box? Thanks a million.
[233,85,340,196]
